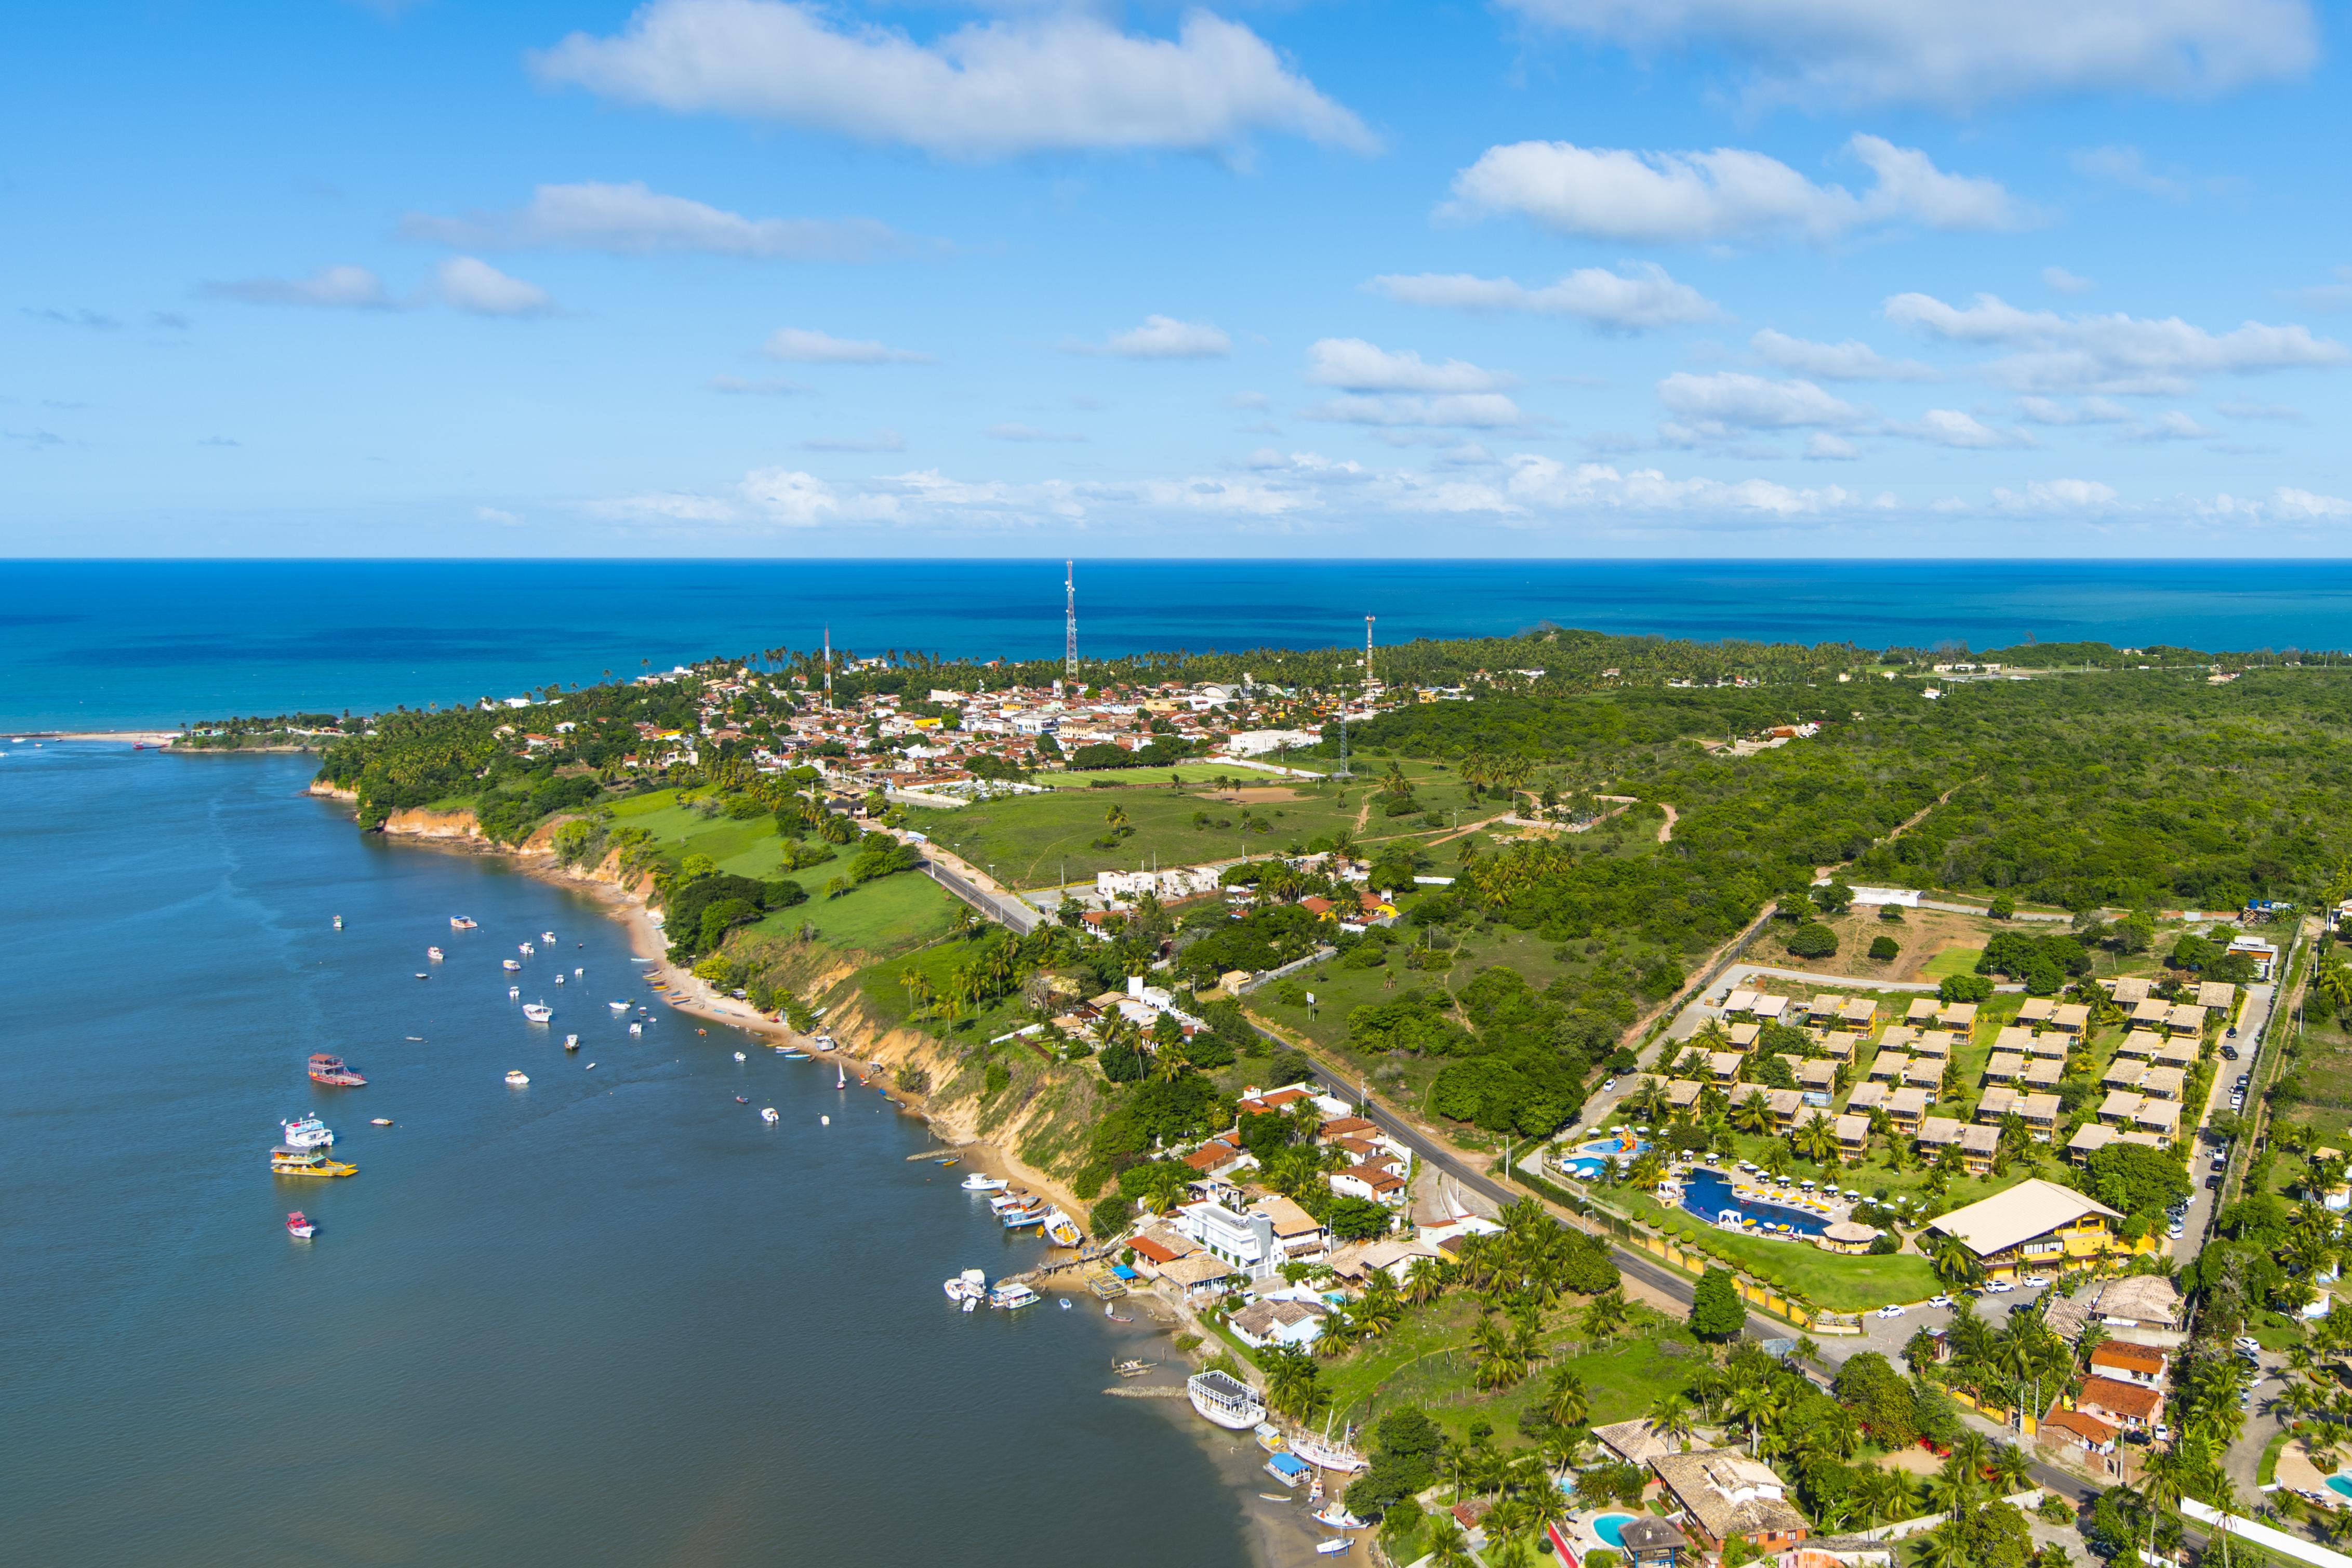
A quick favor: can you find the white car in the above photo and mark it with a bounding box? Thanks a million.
[2021,1275,2050,1289]
[1877,1304,1907,1319]
[2236,1336,2263,1353]
[1985,1280,2016,1294]
[1602,1079,1618,1093]
[1929,1295,1953,1309]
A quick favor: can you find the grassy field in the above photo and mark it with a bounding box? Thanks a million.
[1615,1190,1942,1308]
[750,868,961,958]
[1921,946,1986,979]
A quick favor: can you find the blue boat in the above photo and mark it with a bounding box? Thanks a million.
[1265,1452,1311,1489]
[1002,1204,1047,1228]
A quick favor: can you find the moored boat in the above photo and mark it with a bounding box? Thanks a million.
[1255,1422,1288,1454]
[609,1000,630,1012]
[961,1173,1007,1193]
[505,1070,529,1086]
[1314,1539,1353,1556]
[280,1115,335,1149]
[1188,1370,1266,1430]
[944,1268,988,1302]
[449,916,476,929]
[988,1281,1041,1310]
[760,1107,779,1123]
[503,960,522,973]
[564,1035,579,1051]
[1287,1431,1367,1473]
[734,1051,746,1062]
[1043,1208,1083,1247]
[369,1118,393,1126]
[1264,1453,1311,1489]
[427,947,444,961]
[522,1003,553,1024]
[286,1211,316,1239]
[270,1146,357,1177]
[307,1053,366,1086]
[1000,1203,1046,1229]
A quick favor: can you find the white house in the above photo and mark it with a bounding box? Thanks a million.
[1228,1297,1327,1349]
[1175,1200,1279,1280]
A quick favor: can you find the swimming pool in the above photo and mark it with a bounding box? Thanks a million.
[1558,1136,1649,1179]
[2327,1475,2352,1500]
[1593,1514,1636,1547]
[1679,1169,1830,1239]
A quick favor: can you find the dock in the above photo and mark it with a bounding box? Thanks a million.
[903,1148,961,1163]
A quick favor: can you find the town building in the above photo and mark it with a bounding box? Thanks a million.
[1925,1178,2131,1280]
[1649,1449,1810,1555]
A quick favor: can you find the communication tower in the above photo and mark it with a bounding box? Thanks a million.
[1065,561,1078,686]
[1365,615,1376,686]
[823,625,832,710]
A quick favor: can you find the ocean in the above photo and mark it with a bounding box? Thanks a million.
[8,558,2352,732]
[0,744,1251,1566]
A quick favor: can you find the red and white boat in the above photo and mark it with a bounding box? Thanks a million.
[286,1212,316,1240]
[307,1053,366,1086]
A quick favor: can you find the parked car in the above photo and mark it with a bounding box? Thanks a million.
[1929,1295,1954,1308]
[1877,1304,1907,1319]
[2236,1336,2263,1352]
[2207,1174,2224,1189]
[2022,1275,2050,1288]
[2221,1045,2239,1060]
[1985,1280,2016,1294]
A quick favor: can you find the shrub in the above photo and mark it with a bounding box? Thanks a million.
[982,1061,1011,1098]
[1879,902,1906,922]
[1938,972,1995,1004]
[1785,922,1839,959]
[1869,935,1901,961]
[1088,1192,1135,1240]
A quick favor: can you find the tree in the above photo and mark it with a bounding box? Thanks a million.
[1930,1232,1985,1288]
[1542,1366,1589,1431]
[1814,880,1855,916]
[1732,1089,1776,1136]
[1792,1111,1838,1164]
[1938,972,1994,1004]
[1787,922,1839,959]
[1087,1192,1135,1241]
[1869,935,1901,961]
[1691,1267,1745,1338]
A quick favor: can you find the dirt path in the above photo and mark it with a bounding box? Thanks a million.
[1656,802,1678,843]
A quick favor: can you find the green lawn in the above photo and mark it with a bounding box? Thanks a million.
[900,781,1391,889]
[1043,762,1309,786]
[1922,946,1985,978]
[751,868,960,958]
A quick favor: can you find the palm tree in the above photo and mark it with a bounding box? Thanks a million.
[1404,1255,1451,1306]
[1728,1381,1782,1454]
[1426,1518,1472,1568]
[1623,1077,1673,1124]
[1732,1089,1776,1136]
[1915,1521,1972,1568]
[1792,1111,1838,1164]
[1854,1469,1909,1530]
[2140,1448,2194,1568]
[1471,1313,1529,1391]
[1649,1392,1694,1447]
[1582,1288,1632,1343]
[1930,1233,1985,1288]
[1542,1366,1590,1431]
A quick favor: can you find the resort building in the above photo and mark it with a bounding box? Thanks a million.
[1833,1115,1870,1163]
[1728,1022,1763,1051]
[1993,1026,2036,1057]
[2039,1408,2123,1474]
[1808,995,1845,1024]
[2026,1032,2068,1061]
[1885,1088,1930,1134]
[2066,1123,2162,1165]
[1840,998,1878,1029]
[1905,998,1941,1025]
[2115,1030,2164,1059]
[1594,1417,1679,1468]
[1899,1059,1944,1099]
[1866,1051,1907,1084]
[2165,1004,2209,1037]
[1817,1030,1859,1062]
[2108,977,2153,1005]
[1710,1053,1744,1085]
[1330,1164,1407,1208]
[2196,980,2238,1010]
[2017,999,2053,1028]
[1985,1052,2025,1084]
[1775,1540,1893,1568]
[2023,1059,2064,1091]
[1649,1449,1810,1556]
[2051,1003,2091,1034]
[1937,1001,1979,1032]
[1845,1082,1887,1116]
[1925,1178,2130,1280]
[1976,1086,2019,1123]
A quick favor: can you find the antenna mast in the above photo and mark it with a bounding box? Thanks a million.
[823,626,832,710]
[1065,560,1078,686]
[1365,615,1376,687]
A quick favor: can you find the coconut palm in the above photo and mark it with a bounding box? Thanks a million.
[1543,1367,1590,1431]
[1930,1232,1985,1288]
[1582,1288,1632,1343]
[1854,1469,1909,1529]
[1728,1381,1782,1452]
[1404,1254,1451,1306]
[1649,1392,1695,1447]
[1915,1521,1972,1568]
[1470,1313,1529,1391]
[1792,1111,1838,1164]
[1732,1089,1777,1137]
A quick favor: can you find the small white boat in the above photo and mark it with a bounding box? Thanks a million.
[961,1173,1008,1193]
[574,967,582,976]
[553,974,564,986]
[508,986,521,1000]
[1314,1540,1353,1556]
[836,1065,846,1089]
[503,959,522,972]
[369,1118,393,1126]
[760,1107,780,1123]
[734,1051,747,1062]
[522,1003,553,1024]
[989,1192,1034,1215]
[280,1115,335,1149]
[505,1070,529,1086]
[609,1001,629,1012]
[414,972,429,980]
[629,1022,643,1036]
[427,947,443,961]
[1044,1208,1084,1247]
[520,942,534,956]
[332,916,342,930]
[564,1034,579,1051]
[542,932,555,943]
[585,1062,595,1070]
[450,916,476,930]
[989,1282,1041,1310]
[945,1268,988,1302]
[1060,1298,1073,1310]
[1311,1505,1369,1530]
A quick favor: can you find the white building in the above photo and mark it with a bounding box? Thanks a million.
[1221,728,1320,758]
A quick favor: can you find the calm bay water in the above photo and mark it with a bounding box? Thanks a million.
[0,743,1243,1566]
[9,559,2352,731]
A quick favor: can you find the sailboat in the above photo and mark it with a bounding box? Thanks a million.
[1288,1414,1366,1473]
[836,1064,846,1089]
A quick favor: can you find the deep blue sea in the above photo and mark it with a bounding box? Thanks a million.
[9,558,2352,730]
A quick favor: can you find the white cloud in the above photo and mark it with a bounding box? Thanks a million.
[434,257,554,316]
[2070,145,2188,201]
[1884,291,2349,394]
[402,181,907,261]
[1751,328,1931,381]
[2216,401,2303,421]
[476,507,524,526]
[1494,0,2317,111]
[1883,408,2021,448]
[1805,433,1859,460]
[2282,267,2352,313]
[201,264,392,309]
[2042,266,2096,295]
[762,327,933,364]
[1657,371,1865,431]
[1306,339,1514,394]
[1068,315,1231,359]
[709,375,812,396]
[2123,410,2214,442]
[1507,455,1865,518]
[1303,393,1526,429]
[802,431,906,452]
[986,423,1087,443]
[1224,391,1272,410]
[2274,487,2352,521]
[1443,133,2021,243]
[2015,395,2132,425]
[1991,478,2119,514]
[1366,263,1721,330]
[529,1,1376,159]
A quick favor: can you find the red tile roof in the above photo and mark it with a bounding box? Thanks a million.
[2088,1341,2167,1378]
[2042,1408,2120,1447]
[2077,1375,2162,1423]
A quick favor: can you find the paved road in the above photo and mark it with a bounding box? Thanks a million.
[916,850,1045,934]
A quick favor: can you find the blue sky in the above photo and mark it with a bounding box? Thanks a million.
[6,0,2350,556]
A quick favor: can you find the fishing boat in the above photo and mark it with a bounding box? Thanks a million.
[564,1035,579,1052]
[1288,1428,1367,1473]
[1188,1370,1266,1430]
[271,1146,357,1177]
[1255,1423,1289,1454]
[629,1022,643,1036]
[961,1173,1008,1193]
[1314,1539,1353,1556]
[780,1049,808,1060]
[1000,1204,1047,1229]
[1106,1308,1134,1323]
[307,1053,366,1086]
[609,1001,630,1012]
[332,916,342,931]
[988,1191,1033,1214]
[522,1003,554,1024]
[989,1281,1041,1310]
[280,1115,335,1149]
[1044,1208,1084,1247]
[503,960,522,973]
[286,1211,316,1239]
[734,1051,746,1062]
[505,1070,530,1086]
[1264,1453,1311,1489]
[450,916,477,929]
[369,1118,393,1126]
[760,1107,780,1123]
[1311,1505,1369,1531]
[427,947,444,962]
[945,1268,988,1302]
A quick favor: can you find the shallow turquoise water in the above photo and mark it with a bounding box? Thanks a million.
[0,744,1244,1566]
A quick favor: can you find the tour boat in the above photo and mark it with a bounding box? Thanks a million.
[506,1070,530,1086]
[520,942,534,956]
[450,916,477,929]
[307,1053,366,1086]
[1265,1454,1311,1489]
[760,1107,780,1123]
[961,1173,1008,1193]
[271,1147,356,1177]
[1044,1208,1084,1247]
[1000,1204,1047,1229]
[734,1051,746,1062]
[369,1118,393,1126]
[564,1035,579,1052]
[988,1191,1033,1214]
[1288,1430,1367,1473]
[286,1211,316,1239]
[1314,1539,1353,1556]
[1189,1371,1265,1431]
[989,1281,1041,1310]
[945,1268,989,1302]
[427,947,443,962]
[522,1003,553,1024]
[503,960,522,973]
[280,1115,335,1149]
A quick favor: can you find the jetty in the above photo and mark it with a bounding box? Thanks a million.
[903,1148,960,1163]
[1003,1242,1120,1285]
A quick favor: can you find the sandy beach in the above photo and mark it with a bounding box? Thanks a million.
[10,730,180,746]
